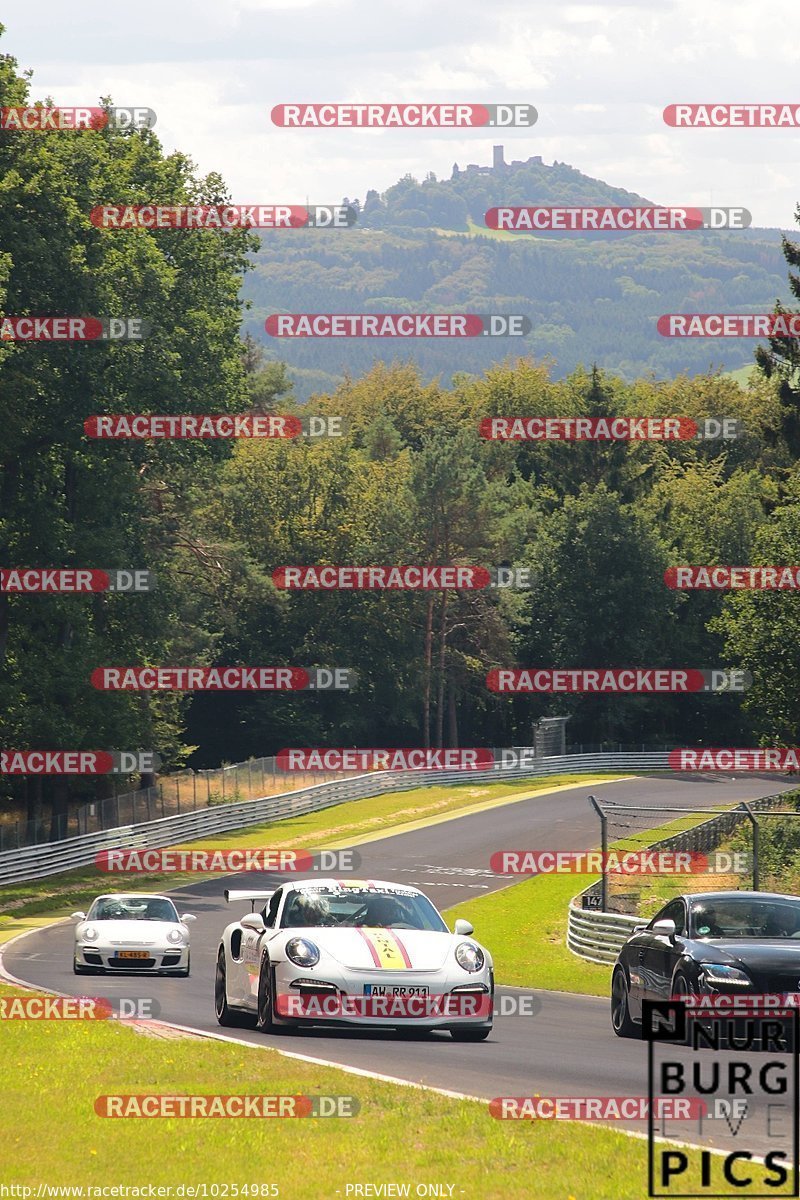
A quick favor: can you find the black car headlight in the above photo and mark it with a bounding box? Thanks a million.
[286,938,320,968]
[701,964,752,989]
[455,942,485,973]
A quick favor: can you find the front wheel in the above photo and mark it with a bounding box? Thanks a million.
[450,1026,492,1042]
[256,957,277,1033]
[611,966,640,1038]
[214,949,239,1027]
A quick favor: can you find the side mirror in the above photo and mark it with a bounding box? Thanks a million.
[71,912,86,921]
[241,913,266,933]
[180,914,197,922]
[652,918,677,940]
[454,919,474,936]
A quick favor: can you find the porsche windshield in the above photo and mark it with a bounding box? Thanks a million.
[690,897,800,939]
[281,888,448,931]
[87,897,179,922]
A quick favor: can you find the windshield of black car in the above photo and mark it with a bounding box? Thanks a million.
[690,898,800,939]
[280,887,448,931]
[87,898,180,922]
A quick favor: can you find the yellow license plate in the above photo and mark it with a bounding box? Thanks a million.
[116,951,149,959]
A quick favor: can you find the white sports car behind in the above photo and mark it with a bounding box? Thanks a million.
[72,893,196,976]
[214,878,494,1040]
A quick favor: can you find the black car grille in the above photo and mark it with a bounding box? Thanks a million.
[108,958,156,969]
[746,970,800,993]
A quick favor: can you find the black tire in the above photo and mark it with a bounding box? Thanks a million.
[73,961,96,975]
[611,966,640,1038]
[671,972,696,1045]
[214,949,239,1027]
[256,956,277,1033]
[450,1026,492,1042]
[176,952,191,979]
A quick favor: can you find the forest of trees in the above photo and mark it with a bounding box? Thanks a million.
[4,29,800,836]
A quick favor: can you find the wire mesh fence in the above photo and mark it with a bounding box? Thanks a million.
[589,789,800,915]
[0,757,359,852]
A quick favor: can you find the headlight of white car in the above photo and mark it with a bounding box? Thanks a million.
[286,938,320,967]
[455,942,484,973]
[167,929,184,944]
[83,926,99,941]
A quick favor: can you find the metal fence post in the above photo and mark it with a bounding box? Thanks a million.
[739,803,759,891]
[588,794,608,911]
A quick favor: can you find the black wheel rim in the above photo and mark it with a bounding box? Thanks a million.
[214,955,226,1016]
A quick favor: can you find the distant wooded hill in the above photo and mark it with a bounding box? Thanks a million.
[241,150,793,400]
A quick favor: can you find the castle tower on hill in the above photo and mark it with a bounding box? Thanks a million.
[451,147,544,178]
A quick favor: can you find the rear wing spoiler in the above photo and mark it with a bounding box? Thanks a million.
[224,889,275,912]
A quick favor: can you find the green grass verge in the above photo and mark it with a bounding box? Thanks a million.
[0,774,624,921]
[445,808,735,997]
[0,980,738,1198]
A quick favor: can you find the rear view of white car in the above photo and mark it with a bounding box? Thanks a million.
[72,893,196,976]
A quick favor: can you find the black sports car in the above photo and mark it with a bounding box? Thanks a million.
[611,890,800,1038]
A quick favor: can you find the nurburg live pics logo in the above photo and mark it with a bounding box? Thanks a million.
[643,998,800,1196]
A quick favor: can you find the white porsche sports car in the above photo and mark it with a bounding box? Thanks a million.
[214,878,494,1040]
[72,893,196,976]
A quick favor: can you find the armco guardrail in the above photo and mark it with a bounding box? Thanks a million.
[567,902,642,965]
[0,751,670,887]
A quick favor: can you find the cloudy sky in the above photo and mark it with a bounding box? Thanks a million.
[4,0,799,229]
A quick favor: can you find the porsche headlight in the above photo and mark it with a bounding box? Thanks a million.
[455,942,484,973]
[167,929,184,944]
[286,938,320,968]
[701,964,752,988]
[83,926,99,941]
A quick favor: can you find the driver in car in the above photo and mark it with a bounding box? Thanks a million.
[284,893,331,927]
[364,894,414,928]
[693,905,724,938]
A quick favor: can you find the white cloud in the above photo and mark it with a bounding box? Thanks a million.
[3,0,800,227]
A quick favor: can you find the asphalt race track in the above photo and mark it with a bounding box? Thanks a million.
[3,773,797,1156]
